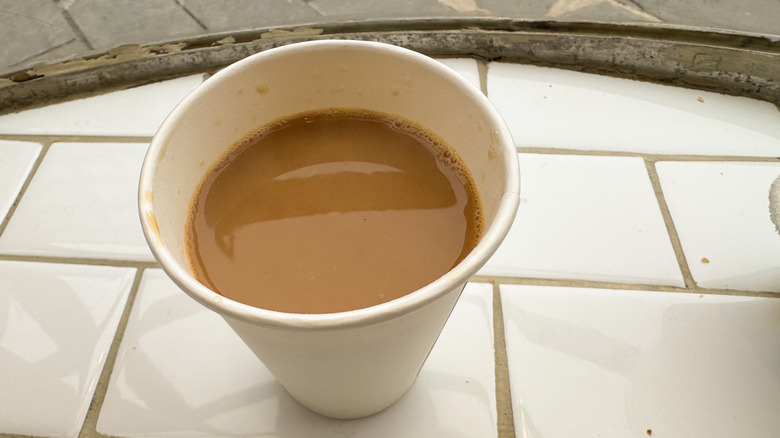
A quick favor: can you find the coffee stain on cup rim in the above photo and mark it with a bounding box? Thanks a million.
[488,130,500,160]
[145,210,163,246]
[157,139,169,161]
[255,83,269,94]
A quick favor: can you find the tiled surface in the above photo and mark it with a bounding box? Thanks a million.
[0,140,41,221]
[500,284,780,438]
[487,63,780,156]
[0,261,135,438]
[437,57,480,89]
[98,270,496,437]
[480,153,684,286]
[0,142,153,261]
[0,74,204,137]
[657,161,780,292]
[1,56,779,438]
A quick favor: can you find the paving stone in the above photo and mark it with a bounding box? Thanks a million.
[549,1,660,22]
[477,0,555,17]
[631,0,780,36]
[64,0,205,50]
[6,38,91,72]
[182,0,320,31]
[0,0,78,71]
[306,0,459,18]
[3,0,779,77]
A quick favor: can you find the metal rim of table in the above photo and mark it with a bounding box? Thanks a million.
[1,17,778,115]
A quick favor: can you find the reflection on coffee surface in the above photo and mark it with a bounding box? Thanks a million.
[186,108,482,314]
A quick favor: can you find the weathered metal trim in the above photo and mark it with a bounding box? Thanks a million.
[1,18,778,115]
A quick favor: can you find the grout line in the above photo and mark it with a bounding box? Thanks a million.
[0,254,160,269]
[0,258,771,298]
[619,0,651,13]
[56,2,95,51]
[643,159,698,289]
[470,275,691,292]
[470,275,780,298]
[605,0,662,22]
[516,146,780,163]
[0,141,52,239]
[0,135,153,144]
[477,59,489,96]
[4,135,778,164]
[299,0,328,17]
[6,37,80,71]
[645,154,780,163]
[173,0,209,31]
[79,267,146,438]
[492,281,516,438]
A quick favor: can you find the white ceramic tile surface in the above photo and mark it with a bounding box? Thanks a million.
[0,75,204,136]
[0,140,41,221]
[487,63,780,156]
[0,142,153,261]
[437,57,481,89]
[480,153,684,286]
[98,270,496,437]
[500,284,780,438]
[657,161,780,292]
[0,261,135,438]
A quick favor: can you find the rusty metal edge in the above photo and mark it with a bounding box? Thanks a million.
[0,18,778,115]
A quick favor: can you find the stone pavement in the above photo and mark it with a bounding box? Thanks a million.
[1,0,778,75]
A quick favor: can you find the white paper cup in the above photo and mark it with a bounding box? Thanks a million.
[139,40,520,419]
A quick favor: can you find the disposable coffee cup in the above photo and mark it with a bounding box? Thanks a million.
[139,40,520,419]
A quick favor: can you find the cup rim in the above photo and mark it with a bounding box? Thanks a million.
[138,39,520,330]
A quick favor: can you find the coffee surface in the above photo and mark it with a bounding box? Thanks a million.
[186,109,482,314]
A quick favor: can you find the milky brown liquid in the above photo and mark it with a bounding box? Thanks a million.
[186,109,482,314]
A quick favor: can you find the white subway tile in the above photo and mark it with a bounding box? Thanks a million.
[481,153,683,286]
[0,75,204,136]
[657,161,780,292]
[0,261,135,437]
[487,63,780,156]
[500,284,780,438]
[0,142,153,261]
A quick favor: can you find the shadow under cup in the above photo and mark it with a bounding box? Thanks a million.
[139,40,520,419]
